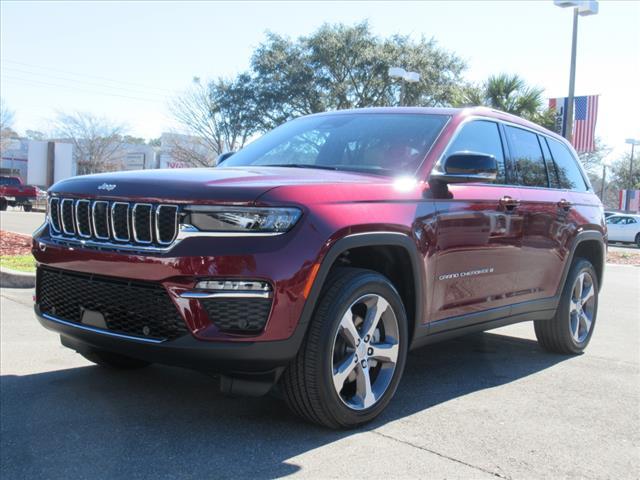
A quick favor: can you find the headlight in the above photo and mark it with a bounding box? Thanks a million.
[185,206,302,233]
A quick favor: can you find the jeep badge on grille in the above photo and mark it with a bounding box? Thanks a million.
[97,183,116,191]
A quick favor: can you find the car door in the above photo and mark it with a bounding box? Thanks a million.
[429,120,525,325]
[606,216,625,241]
[503,127,578,305]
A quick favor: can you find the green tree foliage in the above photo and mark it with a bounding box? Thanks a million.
[455,74,554,129]
[249,22,466,128]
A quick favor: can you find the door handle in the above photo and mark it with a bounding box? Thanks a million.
[499,196,520,211]
[557,199,573,211]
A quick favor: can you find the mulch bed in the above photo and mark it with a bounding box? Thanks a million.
[0,230,33,256]
[607,251,640,266]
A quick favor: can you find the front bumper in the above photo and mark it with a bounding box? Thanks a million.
[35,304,306,375]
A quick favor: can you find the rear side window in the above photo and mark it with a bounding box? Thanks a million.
[505,126,548,188]
[547,138,588,191]
[446,120,506,183]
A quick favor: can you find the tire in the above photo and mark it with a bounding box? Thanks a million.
[635,233,640,248]
[23,204,32,212]
[0,199,7,211]
[281,267,408,429]
[534,258,598,354]
[80,349,151,369]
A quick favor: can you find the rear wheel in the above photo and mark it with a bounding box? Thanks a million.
[635,233,640,248]
[23,204,32,212]
[535,258,598,354]
[281,267,408,429]
[81,349,151,369]
[0,199,7,211]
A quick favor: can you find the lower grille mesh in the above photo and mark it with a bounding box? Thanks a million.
[200,298,272,333]
[37,267,189,341]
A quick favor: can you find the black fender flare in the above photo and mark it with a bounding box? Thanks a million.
[556,230,606,296]
[297,231,425,339]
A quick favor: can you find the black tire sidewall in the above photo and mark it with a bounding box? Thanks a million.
[313,271,408,427]
[557,259,599,352]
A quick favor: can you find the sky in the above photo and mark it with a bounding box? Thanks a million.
[1,0,639,162]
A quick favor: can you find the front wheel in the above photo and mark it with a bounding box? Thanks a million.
[534,258,598,354]
[635,233,640,248]
[0,199,7,211]
[281,267,408,429]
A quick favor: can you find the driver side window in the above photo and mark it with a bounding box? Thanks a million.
[446,121,506,183]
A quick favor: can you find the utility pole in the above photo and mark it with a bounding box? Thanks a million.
[599,162,606,202]
[565,7,579,142]
[625,139,640,211]
[554,1,599,142]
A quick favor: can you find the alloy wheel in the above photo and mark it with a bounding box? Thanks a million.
[569,271,596,343]
[330,294,399,411]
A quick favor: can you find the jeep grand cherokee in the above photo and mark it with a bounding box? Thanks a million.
[33,107,605,428]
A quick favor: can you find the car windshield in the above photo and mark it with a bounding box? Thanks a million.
[223,113,449,176]
[0,177,21,186]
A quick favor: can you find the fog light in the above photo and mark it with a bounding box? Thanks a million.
[195,280,271,292]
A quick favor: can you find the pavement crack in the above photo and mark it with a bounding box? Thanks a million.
[371,429,511,479]
[0,293,33,308]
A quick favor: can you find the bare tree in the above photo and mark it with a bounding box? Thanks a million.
[0,99,17,154]
[53,112,127,175]
[169,77,258,167]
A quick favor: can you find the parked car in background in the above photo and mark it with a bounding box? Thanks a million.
[33,107,606,428]
[604,211,618,218]
[606,214,640,247]
[0,176,38,212]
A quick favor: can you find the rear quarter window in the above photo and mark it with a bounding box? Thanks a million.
[546,138,588,192]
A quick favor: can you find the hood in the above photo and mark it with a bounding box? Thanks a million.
[49,166,388,204]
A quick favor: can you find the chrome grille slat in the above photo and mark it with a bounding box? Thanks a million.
[49,198,179,253]
[110,202,130,242]
[132,203,153,244]
[75,200,92,238]
[60,199,75,235]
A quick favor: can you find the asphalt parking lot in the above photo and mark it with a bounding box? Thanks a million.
[1,264,638,479]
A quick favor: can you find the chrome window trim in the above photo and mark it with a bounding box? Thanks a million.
[74,199,92,238]
[180,291,273,299]
[92,201,111,240]
[41,312,165,344]
[132,203,153,244]
[110,202,130,242]
[60,198,76,235]
[155,204,179,245]
[48,197,61,233]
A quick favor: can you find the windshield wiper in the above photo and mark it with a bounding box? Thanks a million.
[263,164,341,171]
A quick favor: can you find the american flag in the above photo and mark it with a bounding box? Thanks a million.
[548,95,599,153]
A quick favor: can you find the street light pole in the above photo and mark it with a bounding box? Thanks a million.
[565,7,579,142]
[554,1,599,142]
[388,67,421,106]
[624,138,640,211]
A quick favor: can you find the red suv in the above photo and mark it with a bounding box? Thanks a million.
[33,107,605,428]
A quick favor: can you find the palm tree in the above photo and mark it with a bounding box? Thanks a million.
[456,73,554,129]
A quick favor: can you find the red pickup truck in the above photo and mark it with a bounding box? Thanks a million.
[0,176,38,211]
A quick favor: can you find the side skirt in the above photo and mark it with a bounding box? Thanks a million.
[410,297,557,349]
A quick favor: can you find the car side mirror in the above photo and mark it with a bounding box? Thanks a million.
[216,151,235,165]
[430,152,498,184]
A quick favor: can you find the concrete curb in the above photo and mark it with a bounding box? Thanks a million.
[0,266,36,288]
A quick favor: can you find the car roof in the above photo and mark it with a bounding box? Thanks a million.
[307,106,567,145]
[608,213,640,218]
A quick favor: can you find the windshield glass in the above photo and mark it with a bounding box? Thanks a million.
[223,113,449,176]
[0,177,21,186]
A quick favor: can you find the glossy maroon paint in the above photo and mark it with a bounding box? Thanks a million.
[32,107,605,346]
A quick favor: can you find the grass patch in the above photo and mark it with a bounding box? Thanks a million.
[0,254,36,272]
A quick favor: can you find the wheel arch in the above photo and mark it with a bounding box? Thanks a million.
[559,231,606,294]
[298,232,425,343]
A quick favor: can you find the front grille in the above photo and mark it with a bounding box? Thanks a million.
[200,298,272,333]
[37,267,189,341]
[49,197,179,251]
